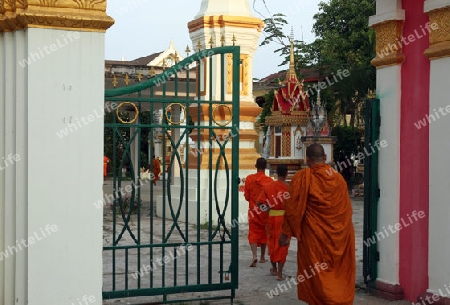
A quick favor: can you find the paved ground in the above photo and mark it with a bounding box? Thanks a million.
[101,179,410,305]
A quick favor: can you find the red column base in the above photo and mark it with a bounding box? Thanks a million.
[367,280,405,301]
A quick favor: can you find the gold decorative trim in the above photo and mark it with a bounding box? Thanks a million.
[282,126,290,157]
[1,1,114,33]
[267,158,303,165]
[270,128,274,157]
[425,7,450,59]
[212,104,232,127]
[165,103,187,125]
[265,113,309,126]
[227,54,233,94]
[370,20,405,68]
[188,15,264,33]
[227,54,248,95]
[241,54,249,95]
[116,102,139,124]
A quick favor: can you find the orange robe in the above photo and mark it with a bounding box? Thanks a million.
[152,158,161,183]
[243,171,273,245]
[282,163,355,305]
[103,156,109,177]
[257,180,289,264]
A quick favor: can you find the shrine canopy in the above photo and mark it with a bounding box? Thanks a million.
[273,41,310,114]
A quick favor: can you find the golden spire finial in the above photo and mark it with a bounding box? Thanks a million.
[124,74,130,86]
[112,75,118,88]
[150,66,155,76]
[286,40,298,80]
[209,37,214,48]
[185,45,191,56]
[232,34,236,46]
[197,40,202,51]
[137,72,143,82]
[221,35,225,46]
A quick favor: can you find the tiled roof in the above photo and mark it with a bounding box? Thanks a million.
[105,52,163,67]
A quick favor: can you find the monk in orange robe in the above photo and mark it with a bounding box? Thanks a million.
[244,157,273,267]
[256,164,290,280]
[152,156,161,186]
[279,144,355,304]
[103,156,110,181]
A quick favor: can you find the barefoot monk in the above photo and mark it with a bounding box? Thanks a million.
[244,157,273,267]
[257,164,290,280]
[279,144,356,304]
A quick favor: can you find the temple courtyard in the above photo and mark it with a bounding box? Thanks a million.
[101,179,410,305]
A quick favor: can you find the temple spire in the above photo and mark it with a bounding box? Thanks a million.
[286,35,297,80]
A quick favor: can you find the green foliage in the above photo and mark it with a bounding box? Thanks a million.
[331,125,362,161]
[259,0,376,127]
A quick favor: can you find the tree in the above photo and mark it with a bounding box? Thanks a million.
[258,0,376,127]
[312,0,376,127]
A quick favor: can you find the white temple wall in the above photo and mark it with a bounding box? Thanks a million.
[374,65,402,286]
[428,56,450,292]
[25,28,104,304]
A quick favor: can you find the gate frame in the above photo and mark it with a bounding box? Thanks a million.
[363,98,380,288]
[102,46,242,303]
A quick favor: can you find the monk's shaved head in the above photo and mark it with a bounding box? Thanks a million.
[255,157,267,170]
[306,144,325,162]
[276,164,288,178]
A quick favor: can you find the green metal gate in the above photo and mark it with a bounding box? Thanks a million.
[363,98,380,288]
[102,46,241,303]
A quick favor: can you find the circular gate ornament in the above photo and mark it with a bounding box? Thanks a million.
[165,103,187,125]
[212,105,232,127]
[116,102,139,124]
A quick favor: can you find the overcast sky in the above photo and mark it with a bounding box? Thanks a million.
[105,0,321,79]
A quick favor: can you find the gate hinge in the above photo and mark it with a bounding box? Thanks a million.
[377,115,381,127]
[376,188,380,198]
[376,251,380,261]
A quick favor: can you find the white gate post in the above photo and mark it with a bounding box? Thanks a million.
[0,2,113,304]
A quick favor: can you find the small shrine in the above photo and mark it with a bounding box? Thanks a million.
[263,41,336,178]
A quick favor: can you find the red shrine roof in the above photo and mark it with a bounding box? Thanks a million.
[272,42,311,114]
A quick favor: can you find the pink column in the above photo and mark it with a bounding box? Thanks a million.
[399,0,430,300]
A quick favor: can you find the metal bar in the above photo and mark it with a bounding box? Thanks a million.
[208,52,214,285]
[173,246,177,286]
[137,91,142,290]
[196,57,201,285]
[105,46,241,98]
[162,84,167,292]
[103,240,231,250]
[103,282,235,298]
[125,248,129,290]
[149,84,155,289]
[112,113,118,291]
[231,46,241,289]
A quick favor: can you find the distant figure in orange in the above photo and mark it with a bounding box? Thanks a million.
[103,156,110,181]
[257,164,290,280]
[152,156,161,186]
[244,157,273,267]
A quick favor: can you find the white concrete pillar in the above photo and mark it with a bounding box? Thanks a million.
[0,2,113,304]
[369,0,405,297]
[425,0,450,297]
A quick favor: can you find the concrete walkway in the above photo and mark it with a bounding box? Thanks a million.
[102,179,410,305]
